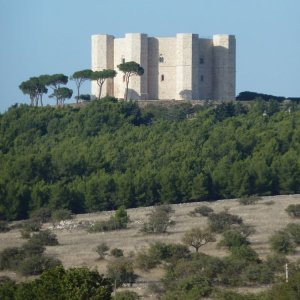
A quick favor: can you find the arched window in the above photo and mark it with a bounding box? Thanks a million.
[159,54,164,63]
[161,74,165,81]
[199,57,204,64]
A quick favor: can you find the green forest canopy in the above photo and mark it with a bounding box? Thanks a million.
[1,98,300,221]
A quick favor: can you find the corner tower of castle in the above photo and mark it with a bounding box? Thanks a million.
[91,33,236,101]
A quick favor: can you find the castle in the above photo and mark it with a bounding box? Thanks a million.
[91,33,236,101]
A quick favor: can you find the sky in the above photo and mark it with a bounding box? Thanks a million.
[0,0,300,112]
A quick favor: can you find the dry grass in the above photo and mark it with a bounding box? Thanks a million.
[1,194,300,298]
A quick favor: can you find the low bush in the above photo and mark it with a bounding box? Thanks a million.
[20,219,42,238]
[30,207,52,223]
[22,240,45,256]
[230,245,260,263]
[266,253,288,272]
[115,290,139,300]
[218,230,250,249]
[96,243,109,259]
[51,209,72,222]
[242,263,274,284]
[135,251,159,271]
[191,205,214,217]
[238,195,262,206]
[285,223,300,244]
[208,211,243,233]
[0,247,25,271]
[0,221,9,233]
[285,204,300,218]
[29,230,59,246]
[269,230,296,254]
[110,248,124,257]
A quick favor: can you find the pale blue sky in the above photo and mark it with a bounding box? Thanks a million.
[0,0,299,111]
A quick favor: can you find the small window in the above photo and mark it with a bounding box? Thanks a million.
[200,75,204,82]
[123,75,125,82]
[161,74,165,81]
[121,56,125,64]
[159,54,164,63]
[199,57,204,64]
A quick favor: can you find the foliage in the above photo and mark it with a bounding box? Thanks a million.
[28,229,59,246]
[218,229,250,249]
[106,258,137,287]
[285,204,300,218]
[269,230,296,254]
[190,205,213,216]
[115,290,139,300]
[51,209,72,222]
[142,205,175,234]
[238,195,262,205]
[208,211,243,233]
[96,242,109,259]
[1,101,300,221]
[2,266,112,299]
[182,227,215,252]
[89,206,130,232]
[30,207,52,223]
[117,61,144,100]
[0,221,9,233]
[91,69,117,99]
[70,69,92,103]
[49,87,73,106]
[110,248,124,257]
[285,223,300,244]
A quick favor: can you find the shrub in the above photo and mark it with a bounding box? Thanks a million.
[135,251,159,271]
[18,255,62,276]
[269,230,296,254]
[142,205,175,234]
[208,211,243,233]
[230,245,260,263]
[191,205,213,217]
[238,195,262,205]
[30,207,52,223]
[107,258,137,287]
[22,240,45,256]
[218,230,250,249]
[285,223,300,244]
[96,243,109,259]
[266,253,288,272]
[110,248,124,257]
[115,290,139,300]
[29,230,59,246]
[0,247,25,271]
[51,209,72,222]
[242,263,274,284]
[0,221,9,233]
[285,204,300,218]
[20,219,42,238]
[149,242,190,262]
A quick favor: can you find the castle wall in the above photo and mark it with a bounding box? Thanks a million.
[91,34,114,98]
[213,34,236,101]
[91,33,236,101]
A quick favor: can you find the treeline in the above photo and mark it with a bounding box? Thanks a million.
[236,91,300,102]
[1,98,300,220]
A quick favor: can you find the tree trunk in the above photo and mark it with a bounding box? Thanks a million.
[77,86,80,103]
[98,84,103,99]
[125,76,130,100]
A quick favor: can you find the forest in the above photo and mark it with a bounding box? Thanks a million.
[1,97,300,221]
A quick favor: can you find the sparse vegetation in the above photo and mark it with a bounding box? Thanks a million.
[285,204,300,218]
[51,209,72,222]
[0,221,9,233]
[238,195,262,205]
[285,223,300,244]
[218,229,250,249]
[269,230,296,254]
[29,229,59,246]
[96,243,109,260]
[182,227,215,252]
[115,290,139,300]
[208,211,243,233]
[110,248,124,258]
[142,205,175,234]
[190,205,214,217]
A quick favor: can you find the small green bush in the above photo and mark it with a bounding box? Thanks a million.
[208,212,243,233]
[0,221,9,233]
[20,219,42,238]
[266,253,288,272]
[285,223,300,244]
[96,243,109,259]
[285,204,300,218]
[22,240,45,256]
[29,230,59,246]
[242,263,274,284]
[135,251,160,271]
[30,207,52,223]
[0,247,25,271]
[51,209,72,222]
[238,195,262,205]
[230,245,260,263]
[269,230,296,254]
[191,205,214,217]
[110,248,124,257]
[115,290,139,300]
[218,230,250,249]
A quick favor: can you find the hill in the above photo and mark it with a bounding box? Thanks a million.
[1,98,300,221]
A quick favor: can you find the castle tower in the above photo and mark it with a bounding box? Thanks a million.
[212,34,236,101]
[91,34,114,98]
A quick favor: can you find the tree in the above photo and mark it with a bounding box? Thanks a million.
[49,87,73,107]
[182,228,215,252]
[43,74,68,106]
[70,69,92,103]
[117,61,144,100]
[19,77,48,107]
[91,69,117,99]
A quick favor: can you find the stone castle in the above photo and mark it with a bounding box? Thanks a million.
[91,33,236,101]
